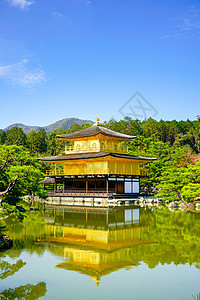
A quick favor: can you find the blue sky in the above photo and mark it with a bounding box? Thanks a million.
[0,0,199,128]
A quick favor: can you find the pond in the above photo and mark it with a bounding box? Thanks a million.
[1,206,200,300]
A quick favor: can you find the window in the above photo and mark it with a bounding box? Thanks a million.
[101,143,105,149]
[76,144,81,151]
[83,141,89,149]
[114,144,118,151]
[92,143,97,150]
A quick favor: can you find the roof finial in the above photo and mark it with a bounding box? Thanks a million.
[96,118,100,126]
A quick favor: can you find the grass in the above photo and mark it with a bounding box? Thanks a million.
[184,294,200,300]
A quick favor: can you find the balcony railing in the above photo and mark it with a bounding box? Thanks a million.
[65,145,128,154]
[46,170,64,176]
[47,190,115,197]
[46,169,149,176]
[140,170,149,176]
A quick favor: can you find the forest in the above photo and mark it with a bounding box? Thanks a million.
[0,117,200,203]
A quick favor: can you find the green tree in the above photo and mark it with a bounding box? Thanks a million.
[47,129,67,156]
[157,156,200,201]
[142,117,158,139]
[0,130,6,145]
[6,127,27,146]
[69,123,82,133]
[0,145,47,203]
[27,131,40,154]
[37,129,47,154]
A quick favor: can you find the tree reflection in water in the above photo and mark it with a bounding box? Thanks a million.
[1,207,200,293]
[0,259,26,280]
[0,216,47,300]
[0,282,47,300]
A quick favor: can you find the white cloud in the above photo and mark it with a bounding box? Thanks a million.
[52,11,64,18]
[7,0,34,9]
[161,6,200,39]
[0,59,46,89]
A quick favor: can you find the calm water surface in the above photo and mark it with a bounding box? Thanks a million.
[1,206,200,300]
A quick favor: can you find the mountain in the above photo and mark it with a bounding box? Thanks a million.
[43,118,93,133]
[4,118,94,134]
[4,123,42,134]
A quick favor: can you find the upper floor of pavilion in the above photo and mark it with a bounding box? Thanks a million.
[57,123,136,155]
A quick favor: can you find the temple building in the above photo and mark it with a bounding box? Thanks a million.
[39,121,156,201]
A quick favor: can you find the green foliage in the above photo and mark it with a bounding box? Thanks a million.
[0,259,26,280]
[27,129,47,155]
[0,145,47,203]
[0,130,6,145]
[1,118,200,201]
[27,131,40,153]
[104,118,200,199]
[0,282,47,300]
[6,127,27,146]
[69,123,82,133]
[46,128,67,156]
[156,157,200,202]
[1,207,200,299]
[37,129,47,153]
[2,206,200,275]
[184,293,200,300]
[0,203,26,221]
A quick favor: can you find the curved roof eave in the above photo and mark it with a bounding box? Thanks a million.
[37,152,157,162]
[56,125,136,140]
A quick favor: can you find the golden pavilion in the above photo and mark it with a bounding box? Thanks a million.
[39,121,156,200]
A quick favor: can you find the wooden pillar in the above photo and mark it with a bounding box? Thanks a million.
[139,177,140,194]
[115,178,117,193]
[63,181,65,193]
[106,179,109,194]
[55,163,57,175]
[86,179,88,193]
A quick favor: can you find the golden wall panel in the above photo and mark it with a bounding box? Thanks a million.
[46,157,148,176]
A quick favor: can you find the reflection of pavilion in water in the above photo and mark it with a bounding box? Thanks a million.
[43,207,153,285]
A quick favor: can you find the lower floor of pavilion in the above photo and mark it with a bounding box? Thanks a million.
[40,174,141,199]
